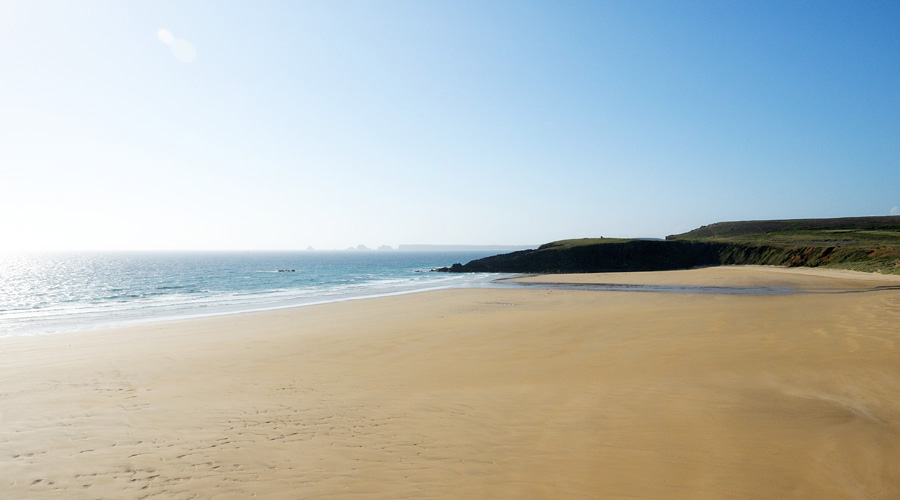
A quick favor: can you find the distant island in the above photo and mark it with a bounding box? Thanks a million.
[303,244,534,252]
[436,216,900,275]
[398,244,534,252]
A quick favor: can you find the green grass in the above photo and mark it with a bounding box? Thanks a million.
[681,230,900,247]
[538,238,635,250]
[667,216,900,275]
[669,216,900,243]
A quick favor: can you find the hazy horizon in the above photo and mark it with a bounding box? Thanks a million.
[0,244,540,254]
[2,1,899,251]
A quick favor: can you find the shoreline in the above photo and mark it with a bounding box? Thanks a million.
[0,272,508,339]
[9,264,900,339]
[3,266,899,498]
[510,264,900,293]
[0,281,476,339]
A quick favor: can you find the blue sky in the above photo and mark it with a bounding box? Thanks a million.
[2,1,898,250]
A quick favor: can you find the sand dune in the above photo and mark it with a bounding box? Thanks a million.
[2,266,899,498]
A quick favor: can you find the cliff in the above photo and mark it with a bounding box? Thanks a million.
[436,217,900,275]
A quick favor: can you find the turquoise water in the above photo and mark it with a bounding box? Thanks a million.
[0,251,504,336]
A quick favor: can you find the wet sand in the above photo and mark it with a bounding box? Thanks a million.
[2,266,900,499]
[513,264,900,291]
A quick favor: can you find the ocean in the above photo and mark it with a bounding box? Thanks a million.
[0,251,506,337]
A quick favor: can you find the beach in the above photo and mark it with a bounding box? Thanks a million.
[3,266,900,499]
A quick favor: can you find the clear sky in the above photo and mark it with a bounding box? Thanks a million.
[2,1,899,251]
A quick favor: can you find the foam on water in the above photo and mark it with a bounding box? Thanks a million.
[0,251,506,336]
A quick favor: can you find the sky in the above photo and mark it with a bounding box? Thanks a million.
[1,0,899,251]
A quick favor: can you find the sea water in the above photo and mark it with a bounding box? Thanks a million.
[0,251,505,336]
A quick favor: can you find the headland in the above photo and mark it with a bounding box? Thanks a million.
[437,215,900,274]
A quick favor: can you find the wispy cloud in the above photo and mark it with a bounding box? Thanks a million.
[891,206,900,215]
[157,27,197,63]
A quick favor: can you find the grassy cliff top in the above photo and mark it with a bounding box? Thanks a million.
[538,238,635,250]
[667,216,900,247]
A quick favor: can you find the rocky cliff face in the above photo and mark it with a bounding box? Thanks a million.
[436,240,720,273]
[435,241,895,274]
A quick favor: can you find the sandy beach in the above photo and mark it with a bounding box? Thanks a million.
[3,266,900,499]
